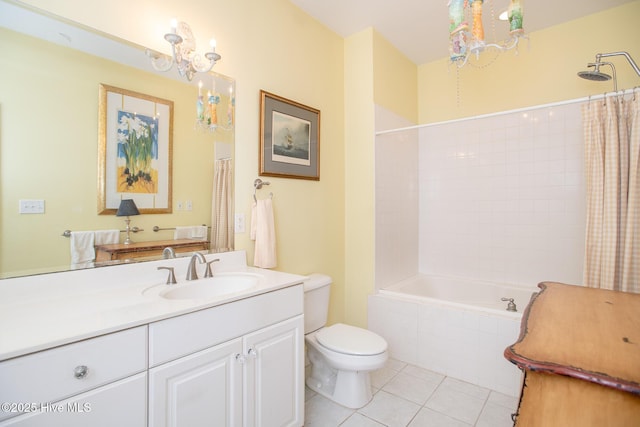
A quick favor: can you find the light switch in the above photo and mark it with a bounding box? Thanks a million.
[19,199,45,214]
[234,213,245,233]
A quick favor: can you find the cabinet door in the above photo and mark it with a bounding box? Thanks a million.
[149,338,243,427]
[0,373,146,427]
[243,315,304,427]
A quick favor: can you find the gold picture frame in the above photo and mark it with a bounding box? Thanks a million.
[98,84,173,214]
[259,90,320,180]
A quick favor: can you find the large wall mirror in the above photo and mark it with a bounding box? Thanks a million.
[0,1,235,279]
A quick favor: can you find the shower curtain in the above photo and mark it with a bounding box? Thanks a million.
[210,158,234,252]
[582,92,639,293]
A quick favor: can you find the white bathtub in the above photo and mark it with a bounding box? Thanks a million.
[381,274,536,316]
[368,274,538,396]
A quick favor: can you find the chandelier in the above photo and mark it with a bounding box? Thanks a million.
[195,79,235,133]
[146,20,221,81]
[448,0,524,68]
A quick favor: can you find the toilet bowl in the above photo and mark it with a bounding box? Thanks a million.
[304,275,388,409]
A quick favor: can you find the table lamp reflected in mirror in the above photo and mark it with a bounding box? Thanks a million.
[116,199,140,244]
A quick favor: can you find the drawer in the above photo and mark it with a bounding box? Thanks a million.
[149,284,303,367]
[0,326,147,421]
[0,373,147,427]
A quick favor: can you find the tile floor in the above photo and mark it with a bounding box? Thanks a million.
[304,359,519,427]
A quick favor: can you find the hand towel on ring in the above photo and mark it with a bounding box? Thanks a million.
[251,198,276,268]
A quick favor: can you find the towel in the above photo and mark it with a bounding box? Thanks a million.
[95,229,120,245]
[174,225,208,240]
[70,231,95,265]
[251,198,277,268]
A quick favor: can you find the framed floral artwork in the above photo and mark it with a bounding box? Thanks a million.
[98,84,173,214]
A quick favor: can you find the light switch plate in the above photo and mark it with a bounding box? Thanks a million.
[19,199,45,214]
[234,213,245,233]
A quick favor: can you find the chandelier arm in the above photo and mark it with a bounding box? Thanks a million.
[501,36,520,51]
[189,53,218,73]
[145,49,175,72]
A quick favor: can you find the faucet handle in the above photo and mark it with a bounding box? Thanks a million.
[501,297,517,312]
[158,266,177,285]
[204,259,220,278]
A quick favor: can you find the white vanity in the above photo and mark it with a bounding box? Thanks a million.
[0,251,305,427]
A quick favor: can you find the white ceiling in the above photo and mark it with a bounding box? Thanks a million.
[288,0,634,65]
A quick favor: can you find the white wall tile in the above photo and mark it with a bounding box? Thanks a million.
[415,102,585,286]
[375,105,419,289]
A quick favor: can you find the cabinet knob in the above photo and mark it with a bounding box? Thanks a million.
[247,348,258,359]
[74,365,89,379]
[235,353,246,364]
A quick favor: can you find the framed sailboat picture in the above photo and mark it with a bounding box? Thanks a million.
[259,90,320,180]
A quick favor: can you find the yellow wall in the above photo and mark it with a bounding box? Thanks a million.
[343,29,418,327]
[373,31,418,124]
[419,1,640,123]
[344,29,375,327]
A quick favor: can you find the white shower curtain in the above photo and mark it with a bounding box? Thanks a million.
[582,92,640,293]
[211,158,234,252]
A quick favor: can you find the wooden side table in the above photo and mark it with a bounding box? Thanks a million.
[95,239,209,262]
[505,282,640,426]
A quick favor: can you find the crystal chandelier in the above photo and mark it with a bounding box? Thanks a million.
[146,20,221,81]
[448,0,524,68]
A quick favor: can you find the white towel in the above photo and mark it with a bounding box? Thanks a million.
[251,198,277,268]
[70,231,95,265]
[191,225,208,240]
[174,225,208,240]
[95,229,120,245]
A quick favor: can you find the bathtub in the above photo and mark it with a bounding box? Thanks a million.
[368,274,538,396]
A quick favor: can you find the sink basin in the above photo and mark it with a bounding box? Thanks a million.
[160,273,260,300]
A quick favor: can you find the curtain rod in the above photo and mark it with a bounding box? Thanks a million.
[376,87,639,136]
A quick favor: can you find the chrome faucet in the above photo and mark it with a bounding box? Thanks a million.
[186,252,207,281]
[157,266,177,285]
[501,298,517,312]
[162,246,176,259]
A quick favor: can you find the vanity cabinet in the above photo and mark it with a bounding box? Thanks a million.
[242,316,303,427]
[0,270,304,427]
[0,326,147,426]
[148,284,304,427]
[149,338,244,426]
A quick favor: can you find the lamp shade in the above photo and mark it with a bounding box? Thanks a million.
[116,199,140,217]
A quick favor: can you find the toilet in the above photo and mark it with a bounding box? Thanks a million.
[304,274,388,409]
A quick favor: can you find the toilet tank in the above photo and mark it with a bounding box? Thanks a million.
[303,274,332,334]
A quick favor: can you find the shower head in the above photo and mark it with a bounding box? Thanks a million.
[578,51,640,92]
[577,60,617,91]
[577,64,612,82]
[577,70,612,81]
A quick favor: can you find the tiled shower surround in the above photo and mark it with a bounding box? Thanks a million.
[372,102,587,395]
[375,101,586,289]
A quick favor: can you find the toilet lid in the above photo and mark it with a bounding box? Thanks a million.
[316,323,387,356]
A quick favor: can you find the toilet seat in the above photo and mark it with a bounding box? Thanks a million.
[316,323,387,356]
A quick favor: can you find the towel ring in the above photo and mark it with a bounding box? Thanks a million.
[253,178,273,201]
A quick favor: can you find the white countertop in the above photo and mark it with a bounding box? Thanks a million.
[0,251,306,361]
